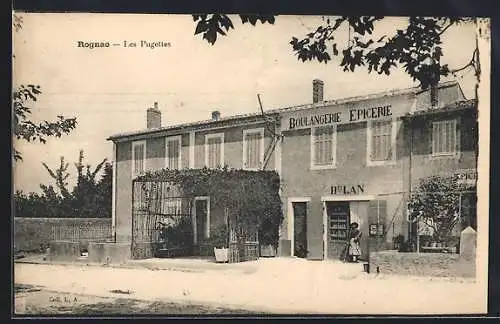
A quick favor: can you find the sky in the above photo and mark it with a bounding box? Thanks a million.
[12,13,479,193]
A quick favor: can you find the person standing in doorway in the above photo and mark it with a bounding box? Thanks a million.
[348,222,362,262]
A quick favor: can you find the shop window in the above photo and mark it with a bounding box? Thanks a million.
[166,136,182,170]
[205,133,224,168]
[132,140,146,178]
[327,202,349,241]
[311,125,336,169]
[432,119,459,156]
[367,119,396,165]
[243,128,264,170]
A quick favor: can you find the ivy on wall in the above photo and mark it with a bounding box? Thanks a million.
[136,166,284,247]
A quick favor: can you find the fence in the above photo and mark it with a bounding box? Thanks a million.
[14,217,113,252]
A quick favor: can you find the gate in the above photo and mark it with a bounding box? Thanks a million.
[131,180,193,259]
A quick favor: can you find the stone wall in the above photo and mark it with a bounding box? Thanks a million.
[14,217,112,252]
[370,250,475,278]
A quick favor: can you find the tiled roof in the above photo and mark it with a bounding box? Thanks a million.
[403,99,477,118]
[107,81,460,141]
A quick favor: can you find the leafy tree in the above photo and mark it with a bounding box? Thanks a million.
[42,156,71,199]
[17,150,112,218]
[95,162,113,218]
[192,15,482,92]
[408,175,473,244]
[72,150,108,217]
[12,14,77,161]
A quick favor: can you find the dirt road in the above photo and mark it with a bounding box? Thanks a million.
[14,259,487,315]
[14,284,262,315]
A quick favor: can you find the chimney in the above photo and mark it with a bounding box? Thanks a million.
[430,85,438,108]
[147,101,161,129]
[211,110,221,121]
[313,79,324,103]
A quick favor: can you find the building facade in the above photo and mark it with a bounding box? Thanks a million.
[107,80,477,260]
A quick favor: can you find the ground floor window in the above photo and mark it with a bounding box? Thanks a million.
[327,202,349,241]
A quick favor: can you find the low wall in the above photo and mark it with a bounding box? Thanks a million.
[370,250,475,278]
[14,217,113,252]
[47,240,81,262]
[88,242,131,264]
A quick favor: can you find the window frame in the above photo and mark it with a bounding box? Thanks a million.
[131,140,146,178]
[165,135,182,170]
[366,118,398,167]
[431,118,460,157]
[204,132,225,168]
[310,124,337,170]
[243,127,265,170]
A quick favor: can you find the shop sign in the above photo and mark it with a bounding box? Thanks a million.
[456,169,477,186]
[283,104,393,131]
[369,224,385,237]
[418,217,435,236]
[331,184,365,195]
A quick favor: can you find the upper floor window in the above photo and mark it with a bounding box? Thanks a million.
[311,125,336,169]
[243,128,264,170]
[367,119,396,165]
[432,119,459,156]
[132,140,146,178]
[166,136,182,170]
[205,133,224,168]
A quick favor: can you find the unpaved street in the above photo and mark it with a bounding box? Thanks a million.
[14,284,262,315]
[14,258,487,315]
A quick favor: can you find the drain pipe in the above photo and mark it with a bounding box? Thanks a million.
[112,142,117,243]
[409,119,418,253]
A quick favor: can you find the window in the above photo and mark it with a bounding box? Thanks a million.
[243,128,264,170]
[166,136,182,170]
[432,119,459,156]
[132,140,146,178]
[367,119,396,165]
[205,133,224,168]
[311,125,336,169]
[326,202,349,241]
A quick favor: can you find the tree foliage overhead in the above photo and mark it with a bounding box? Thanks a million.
[192,15,479,90]
[12,14,78,162]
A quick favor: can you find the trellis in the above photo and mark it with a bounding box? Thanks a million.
[131,180,193,259]
[131,178,262,262]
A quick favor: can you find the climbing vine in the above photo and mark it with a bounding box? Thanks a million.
[136,166,284,247]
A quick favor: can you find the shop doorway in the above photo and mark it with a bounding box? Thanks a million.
[292,202,308,258]
[325,201,350,259]
[194,197,210,244]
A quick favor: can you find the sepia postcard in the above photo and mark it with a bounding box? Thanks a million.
[12,12,491,316]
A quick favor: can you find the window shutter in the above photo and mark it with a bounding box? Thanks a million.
[368,200,379,224]
[428,121,434,155]
[455,118,461,153]
[378,200,387,226]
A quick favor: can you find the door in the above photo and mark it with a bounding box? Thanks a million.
[350,201,369,261]
[195,199,209,243]
[325,201,350,259]
[292,202,308,258]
